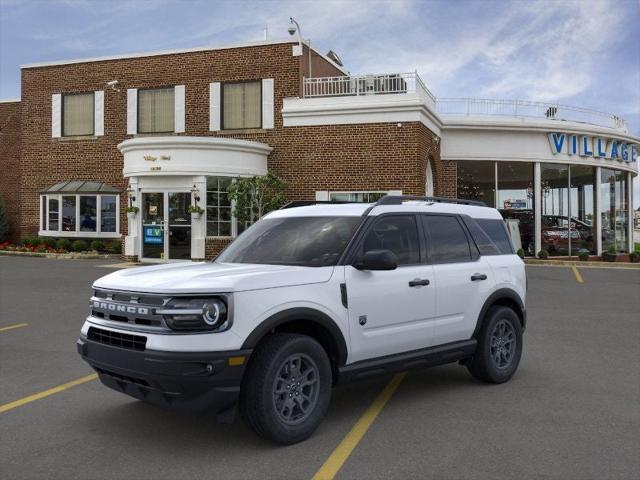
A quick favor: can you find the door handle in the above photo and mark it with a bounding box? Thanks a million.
[409,278,430,287]
[471,273,487,281]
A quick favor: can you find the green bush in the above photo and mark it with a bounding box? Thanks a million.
[21,237,39,247]
[90,240,106,252]
[516,248,525,259]
[537,249,549,260]
[71,240,88,252]
[57,238,73,251]
[578,251,589,261]
[107,240,122,254]
[606,244,617,254]
[38,237,57,249]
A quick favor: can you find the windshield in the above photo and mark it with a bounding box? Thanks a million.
[216,216,363,267]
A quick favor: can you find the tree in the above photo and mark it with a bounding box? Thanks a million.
[0,197,9,242]
[227,172,287,225]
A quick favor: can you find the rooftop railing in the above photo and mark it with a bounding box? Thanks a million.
[301,74,627,131]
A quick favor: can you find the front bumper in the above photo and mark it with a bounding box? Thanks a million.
[77,336,251,418]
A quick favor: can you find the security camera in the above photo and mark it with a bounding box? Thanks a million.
[106,80,118,86]
[288,24,296,36]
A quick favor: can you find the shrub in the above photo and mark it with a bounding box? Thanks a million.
[107,240,122,254]
[71,240,88,252]
[38,237,57,249]
[0,197,8,242]
[57,238,72,251]
[21,237,36,247]
[90,240,106,252]
[578,251,589,261]
[606,244,617,254]
[630,252,640,263]
[516,248,525,259]
[537,249,549,260]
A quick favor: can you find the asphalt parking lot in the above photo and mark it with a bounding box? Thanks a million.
[0,256,638,480]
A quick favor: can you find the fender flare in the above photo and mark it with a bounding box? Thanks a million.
[472,288,526,338]
[241,307,349,367]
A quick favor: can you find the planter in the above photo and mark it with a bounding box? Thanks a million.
[127,212,137,221]
[603,253,618,262]
[629,253,640,263]
[191,212,202,221]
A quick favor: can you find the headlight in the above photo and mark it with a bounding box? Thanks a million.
[158,297,229,331]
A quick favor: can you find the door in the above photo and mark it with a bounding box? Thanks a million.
[345,214,436,363]
[141,192,192,261]
[421,215,494,345]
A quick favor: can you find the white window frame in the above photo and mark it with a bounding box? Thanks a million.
[61,92,96,137]
[39,193,120,238]
[327,190,402,202]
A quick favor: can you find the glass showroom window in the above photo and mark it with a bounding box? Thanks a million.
[62,92,94,136]
[497,162,534,255]
[222,81,261,130]
[457,161,496,208]
[601,169,629,253]
[40,194,119,237]
[329,192,388,202]
[569,165,596,254]
[541,164,570,256]
[138,87,175,133]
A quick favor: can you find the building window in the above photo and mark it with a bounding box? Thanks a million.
[497,162,534,255]
[207,177,233,236]
[138,88,175,133]
[329,191,388,202]
[457,161,496,208]
[62,92,94,136]
[222,81,261,129]
[39,194,119,237]
[601,168,629,253]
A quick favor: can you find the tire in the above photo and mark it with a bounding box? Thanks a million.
[467,306,523,384]
[239,333,332,445]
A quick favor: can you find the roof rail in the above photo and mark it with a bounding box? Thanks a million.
[374,195,487,207]
[280,200,358,209]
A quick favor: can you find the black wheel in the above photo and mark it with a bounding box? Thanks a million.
[467,306,523,384]
[239,333,332,444]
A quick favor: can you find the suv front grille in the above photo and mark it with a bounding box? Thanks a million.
[90,289,168,330]
[88,327,147,351]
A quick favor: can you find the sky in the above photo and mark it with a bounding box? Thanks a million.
[1,0,639,203]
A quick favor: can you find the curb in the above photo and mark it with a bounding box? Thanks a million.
[524,259,640,269]
[0,250,120,260]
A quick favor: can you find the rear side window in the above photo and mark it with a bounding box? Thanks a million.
[462,218,500,256]
[476,219,514,254]
[360,215,420,265]
[422,215,471,263]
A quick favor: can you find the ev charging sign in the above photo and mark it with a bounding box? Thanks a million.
[548,132,638,163]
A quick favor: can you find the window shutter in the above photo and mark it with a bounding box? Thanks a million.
[262,78,274,129]
[51,94,61,138]
[315,191,329,201]
[94,91,104,136]
[174,85,185,133]
[127,88,137,135]
[209,82,221,131]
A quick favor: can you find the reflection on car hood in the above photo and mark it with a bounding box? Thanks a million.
[93,262,335,294]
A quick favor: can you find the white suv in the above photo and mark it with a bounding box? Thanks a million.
[78,195,526,444]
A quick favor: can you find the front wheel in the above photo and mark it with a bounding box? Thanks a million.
[239,333,332,444]
[467,306,523,384]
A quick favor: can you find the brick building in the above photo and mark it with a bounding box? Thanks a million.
[0,38,637,261]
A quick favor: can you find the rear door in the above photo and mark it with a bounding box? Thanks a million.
[345,214,436,363]
[422,215,495,345]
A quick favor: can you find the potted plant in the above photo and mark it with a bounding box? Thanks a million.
[629,247,640,263]
[516,248,525,259]
[537,249,549,260]
[578,251,590,262]
[603,245,618,262]
[187,204,204,219]
[126,206,139,221]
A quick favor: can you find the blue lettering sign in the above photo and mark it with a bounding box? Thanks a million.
[570,135,578,155]
[580,136,593,156]
[632,144,638,162]
[596,138,607,157]
[620,143,628,161]
[549,133,565,154]
[610,141,619,159]
[144,226,163,245]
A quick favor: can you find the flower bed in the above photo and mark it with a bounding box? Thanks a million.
[0,237,122,256]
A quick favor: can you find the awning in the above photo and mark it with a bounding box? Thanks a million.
[41,181,120,194]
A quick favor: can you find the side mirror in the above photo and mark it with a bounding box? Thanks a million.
[354,249,398,271]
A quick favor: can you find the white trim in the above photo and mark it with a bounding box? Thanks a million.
[209,82,221,131]
[127,89,137,135]
[595,166,602,256]
[315,191,329,201]
[262,78,275,129]
[94,90,104,136]
[174,85,185,133]
[19,39,348,74]
[628,171,633,253]
[0,98,20,103]
[534,162,542,256]
[51,94,61,138]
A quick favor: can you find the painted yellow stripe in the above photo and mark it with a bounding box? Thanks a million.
[571,265,584,283]
[312,372,406,480]
[0,323,28,333]
[0,374,97,414]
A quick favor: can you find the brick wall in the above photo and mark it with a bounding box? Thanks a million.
[0,101,22,242]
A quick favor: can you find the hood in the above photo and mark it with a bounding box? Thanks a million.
[93,262,335,294]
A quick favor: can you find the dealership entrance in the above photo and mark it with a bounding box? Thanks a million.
[140,191,191,262]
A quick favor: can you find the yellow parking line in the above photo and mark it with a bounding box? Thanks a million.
[0,323,28,333]
[0,374,97,414]
[571,265,584,283]
[312,372,406,480]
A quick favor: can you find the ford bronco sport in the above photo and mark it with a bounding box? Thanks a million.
[78,195,526,444]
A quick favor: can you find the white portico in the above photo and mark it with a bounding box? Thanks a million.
[118,136,271,262]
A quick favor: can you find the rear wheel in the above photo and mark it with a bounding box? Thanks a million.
[467,306,523,384]
[240,333,332,444]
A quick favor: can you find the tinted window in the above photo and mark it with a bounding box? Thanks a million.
[477,219,514,254]
[216,216,361,267]
[360,216,420,265]
[423,215,471,263]
[462,217,499,256]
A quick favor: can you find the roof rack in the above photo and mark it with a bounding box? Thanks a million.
[374,195,486,207]
[280,200,359,209]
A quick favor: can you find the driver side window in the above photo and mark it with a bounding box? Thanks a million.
[360,215,420,265]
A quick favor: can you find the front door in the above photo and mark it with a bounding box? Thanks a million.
[141,192,191,261]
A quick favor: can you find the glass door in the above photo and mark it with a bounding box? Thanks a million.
[167,192,191,260]
[142,192,165,260]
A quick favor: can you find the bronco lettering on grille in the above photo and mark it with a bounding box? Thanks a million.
[92,301,149,315]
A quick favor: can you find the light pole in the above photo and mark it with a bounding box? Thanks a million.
[288,17,311,78]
